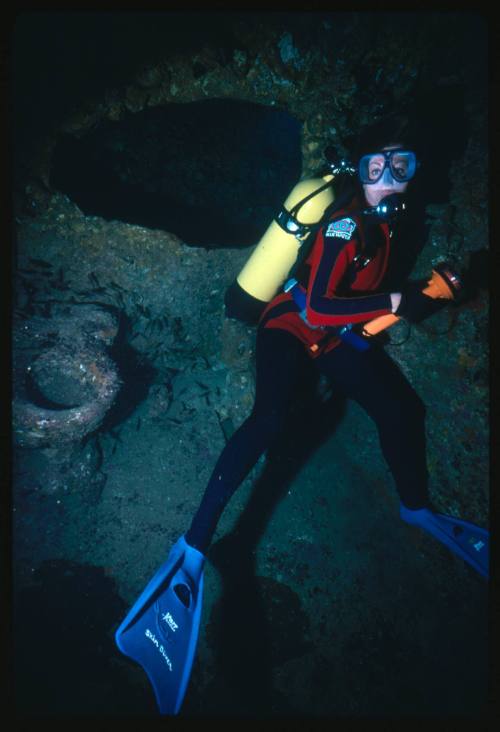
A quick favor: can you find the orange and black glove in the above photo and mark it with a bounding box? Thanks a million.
[395,281,447,324]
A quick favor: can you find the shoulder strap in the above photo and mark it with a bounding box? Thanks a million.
[287,188,359,281]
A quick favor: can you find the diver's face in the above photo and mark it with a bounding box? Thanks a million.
[362,144,409,207]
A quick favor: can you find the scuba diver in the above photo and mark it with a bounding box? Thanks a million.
[115,116,489,715]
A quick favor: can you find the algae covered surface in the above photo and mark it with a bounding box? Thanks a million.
[12,201,489,717]
[11,11,489,719]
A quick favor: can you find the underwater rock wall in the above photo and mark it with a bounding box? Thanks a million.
[10,15,490,718]
[12,12,488,519]
[15,13,486,209]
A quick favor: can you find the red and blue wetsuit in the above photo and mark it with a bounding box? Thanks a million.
[260,198,393,356]
[186,197,430,553]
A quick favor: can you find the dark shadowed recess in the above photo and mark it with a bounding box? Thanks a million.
[50,99,303,248]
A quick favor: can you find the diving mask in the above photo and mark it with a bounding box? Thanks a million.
[359,149,417,184]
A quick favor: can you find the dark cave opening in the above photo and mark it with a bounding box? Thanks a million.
[50,98,303,248]
[49,82,471,252]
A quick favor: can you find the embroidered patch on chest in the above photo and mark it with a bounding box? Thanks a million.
[325,217,356,240]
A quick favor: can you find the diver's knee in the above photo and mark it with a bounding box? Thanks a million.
[249,409,286,440]
[381,389,426,429]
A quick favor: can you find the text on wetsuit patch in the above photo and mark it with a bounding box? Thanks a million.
[325,217,356,240]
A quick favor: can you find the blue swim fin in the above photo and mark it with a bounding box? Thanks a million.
[400,504,489,579]
[115,535,205,715]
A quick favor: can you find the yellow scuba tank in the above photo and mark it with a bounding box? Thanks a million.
[225,173,336,324]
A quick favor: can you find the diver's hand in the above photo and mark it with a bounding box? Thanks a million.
[395,283,436,323]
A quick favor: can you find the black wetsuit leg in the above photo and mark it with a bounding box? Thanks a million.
[313,341,429,510]
[186,331,429,554]
[185,328,308,553]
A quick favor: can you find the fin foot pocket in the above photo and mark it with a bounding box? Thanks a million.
[399,504,489,579]
[174,583,191,608]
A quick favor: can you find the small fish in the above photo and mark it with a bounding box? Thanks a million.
[166,367,180,378]
[112,443,118,455]
[136,417,141,431]
[89,272,100,287]
[19,277,36,292]
[94,436,104,471]
[109,428,122,441]
[28,258,52,269]
[114,291,125,307]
